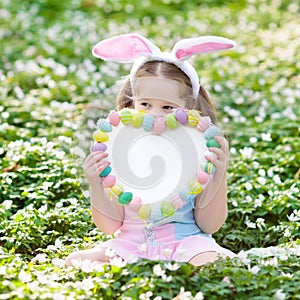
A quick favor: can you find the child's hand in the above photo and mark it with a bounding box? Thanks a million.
[83,151,110,184]
[205,135,229,175]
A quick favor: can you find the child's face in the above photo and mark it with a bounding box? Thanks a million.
[133,78,186,115]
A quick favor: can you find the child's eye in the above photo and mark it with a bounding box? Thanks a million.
[140,102,151,109]
[162,105,174,111]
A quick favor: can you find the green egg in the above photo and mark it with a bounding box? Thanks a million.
[206,139,220,148]
[166,114,178,129]
[99,166,112,178]
[120,109,132,125]
[118,192,133,205]
[161,200,175,217]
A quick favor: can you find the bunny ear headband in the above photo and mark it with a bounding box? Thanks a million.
[92,33,236,100]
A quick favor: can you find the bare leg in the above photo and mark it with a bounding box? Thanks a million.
[65,247,108,266]
[188,251,218,266]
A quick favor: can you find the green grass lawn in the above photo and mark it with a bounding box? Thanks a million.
[0,0,299,299]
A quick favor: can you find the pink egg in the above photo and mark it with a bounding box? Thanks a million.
[128,197,142,211]
[175,109,188,125]
[169,194,185,209]
[102,175,116,188]
[153,117,165,135]
[197,116,211,132]
[108,111,120,126]
[197,170,210,184]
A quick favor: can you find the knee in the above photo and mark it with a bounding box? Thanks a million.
[189,251,218,266]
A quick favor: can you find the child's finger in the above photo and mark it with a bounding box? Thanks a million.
[85,151,108,166]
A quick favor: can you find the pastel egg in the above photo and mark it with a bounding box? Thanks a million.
[138,204,151,220]
[206,139,221,148]
[93,130,109,143]
[128,197,142,211]
[102,175,116,188]
[153,117,165,135]
[161,200,175,217]
[108,111,120,126]
[166,113,178,129]
[99,165,112,178]
[90,142,107,152]
[175,108,188,125]
[197,116,211,132]
[109,184,123,198]
[142,114,155,131]
[188,110,200,127]
[120,109,132,125]
[132,111,144,128]
[170,195,186,209]
[118,192,133,205]
[201,160,216,174]
[96,119,113,132]
[197,170,210,184]
[203,125,221,140]
[189,180,203,194]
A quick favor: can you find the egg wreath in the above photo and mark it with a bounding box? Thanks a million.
[91,107,221,223]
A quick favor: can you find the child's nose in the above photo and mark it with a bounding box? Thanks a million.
[150,107,163,115]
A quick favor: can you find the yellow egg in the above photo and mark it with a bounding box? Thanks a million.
[93,130,109,142]
[188,110,200,127]
[138,204,151,220]
[109,184,123,198]
[132,111,144,128]
[189,180,203,194]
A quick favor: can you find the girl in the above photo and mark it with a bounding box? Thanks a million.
[66,34,236,266]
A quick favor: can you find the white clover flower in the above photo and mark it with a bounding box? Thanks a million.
[249,265,260,274]
[245,182,253,191]
[174,287,193,300]
[275,289,286,300]
[153,264,165,277]
[245,195,252,203]
[261,133,272,141]
[81,278,95,291]
[195,291,204,300]
[273,175,281,184]
[256,218,266,230]
[254,198,262,208]
[165,262,180,271]
[52,258,66,268]
[139,291,153,300]
[0,266,7,275]
[31,253,48,263]
[239,147,254,159]
[18,269,32,283]
[245,216,256,229]
[2,200,13,210]
[109,256,126,268]
[257,177,267,185]
[258,169,266,177]
[283,228,291,237]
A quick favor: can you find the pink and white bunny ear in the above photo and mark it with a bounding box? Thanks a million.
[172,36,236,60]
[92,33,161,63]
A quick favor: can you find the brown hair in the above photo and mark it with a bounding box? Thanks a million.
[116,61,218,124]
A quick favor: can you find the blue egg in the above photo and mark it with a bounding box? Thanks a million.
[142,114,154,131]
[97,119,113,132]
[203,125,221,140]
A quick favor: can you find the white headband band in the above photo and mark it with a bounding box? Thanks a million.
[92,33,236,100]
